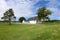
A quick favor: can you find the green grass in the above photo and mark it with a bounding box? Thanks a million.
[0,22,60,40]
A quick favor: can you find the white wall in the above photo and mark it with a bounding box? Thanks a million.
[29,20,36,24]
[22,20,37,24]
[22,20,28,24]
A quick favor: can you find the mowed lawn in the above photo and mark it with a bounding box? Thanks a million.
[0,22,60,40]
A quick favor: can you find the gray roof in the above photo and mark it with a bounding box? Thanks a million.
[28,16,37,21]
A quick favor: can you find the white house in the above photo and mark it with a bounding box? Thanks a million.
[22,20,36,24]
[22,20,29,24]
[29,20,37,24]
[22,16,49,24]
[28,17,37,24]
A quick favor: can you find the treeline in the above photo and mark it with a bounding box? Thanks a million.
[1,6,59,25]
[44,20,60,22]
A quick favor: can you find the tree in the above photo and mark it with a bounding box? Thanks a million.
[19,17,26,23]
[37,7,51,23]
[1,9,16,25]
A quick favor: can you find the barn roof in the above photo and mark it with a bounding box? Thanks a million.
[28,16,37,21]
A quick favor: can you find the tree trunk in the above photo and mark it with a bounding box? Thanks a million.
[37,19,42,24]
[9,17,11,25]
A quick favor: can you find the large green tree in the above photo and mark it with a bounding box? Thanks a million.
[19,17,26,23]
[1,9,16,25]
[37,7,51,23]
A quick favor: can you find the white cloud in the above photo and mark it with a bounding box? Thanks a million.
[0,0,10,20]
[5,0,40,19]
[44,0,59,8]
[45,0,60,20]
[47,7,60,20]
[0,0,41,21]
[0,0,60,20]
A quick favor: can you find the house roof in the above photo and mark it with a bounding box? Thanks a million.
[28,16,37,21]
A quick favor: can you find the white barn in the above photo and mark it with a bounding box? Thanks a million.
[29,20,37,24]
[22,16,49,24]
[28,17,37,24]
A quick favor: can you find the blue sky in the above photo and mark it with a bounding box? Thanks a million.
[0,0,60,21]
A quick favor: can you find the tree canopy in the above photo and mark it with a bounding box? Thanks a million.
[1,8,16,25]
[19,17,26,23]
[37,7,51,22]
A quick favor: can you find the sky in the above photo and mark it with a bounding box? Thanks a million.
[0,0,60,21]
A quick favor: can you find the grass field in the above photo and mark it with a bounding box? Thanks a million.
[0,22,60,40]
